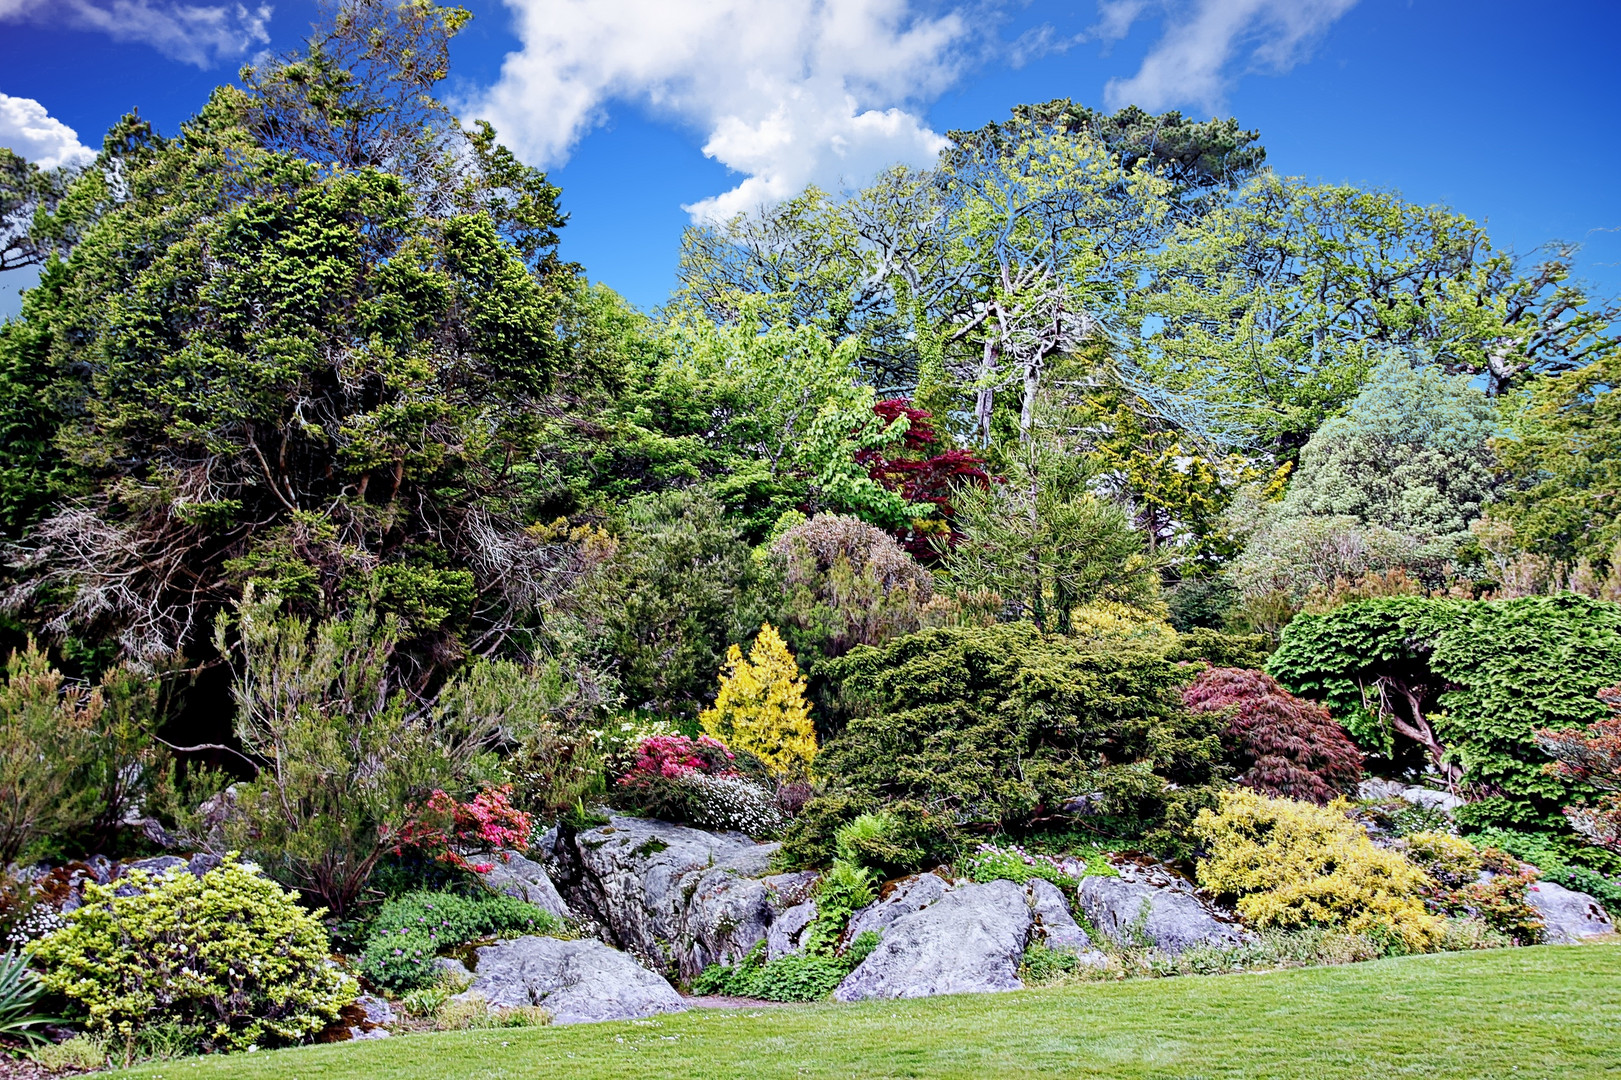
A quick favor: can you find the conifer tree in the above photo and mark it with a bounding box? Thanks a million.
[700,624,818,778]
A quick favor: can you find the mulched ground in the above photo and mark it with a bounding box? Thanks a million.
[0,1055,67,1080]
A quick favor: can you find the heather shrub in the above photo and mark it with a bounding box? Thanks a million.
[1401,831,1544,943]
[1183,667,1362,804]
[613,733,781,836]
[27,859,353,1054]
[771,513,934,659]
[816,625,1224,854]
[360,890,562,993]
[1194,789,1443,952]
[700,624,819,779]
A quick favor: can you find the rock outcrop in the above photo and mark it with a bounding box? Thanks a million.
[845,872,952,941]
[1077,865,1247,954]
[835,879,1032,1001]
[459,936,688,1024]
[476,851,572,920]
[1526,880,1615,943]
[544,815,801,979]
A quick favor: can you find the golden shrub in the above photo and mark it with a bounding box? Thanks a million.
[700,623,818,779]
[1194,789,1444,952]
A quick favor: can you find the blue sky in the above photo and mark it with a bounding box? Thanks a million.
[2,0,1618,317]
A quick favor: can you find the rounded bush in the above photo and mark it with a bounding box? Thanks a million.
[27,858,354,1053]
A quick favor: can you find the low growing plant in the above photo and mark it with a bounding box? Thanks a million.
[1195,789,1443,952]
[30,1034,107,1072]
[802,859,876,956]
[691,931,881,1002]
[360,890,563,993]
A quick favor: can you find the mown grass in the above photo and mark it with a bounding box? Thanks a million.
[120,943,1619,1080]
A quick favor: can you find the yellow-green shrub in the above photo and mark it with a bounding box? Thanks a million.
[700,623,818,778]
[1194,789,1443,952]
[27,859,354,1053]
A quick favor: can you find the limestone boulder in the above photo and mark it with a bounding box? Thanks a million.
[460,936,687,1024]
[1077,865,1247,955]
[845,872,951,941]
[476,851,573,920]
[834,879,1032,1001]
[545,815,784,979]
[1526,880,1615,943]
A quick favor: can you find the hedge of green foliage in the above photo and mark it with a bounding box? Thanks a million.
[808,625,1225,856]
[360,890,564,992]
[27,860,353,1053]
[1269,594,1621,858]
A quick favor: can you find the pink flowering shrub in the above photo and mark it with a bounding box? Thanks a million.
[618,734,737,787]
[397,785,533,873]
[613,733,781,836]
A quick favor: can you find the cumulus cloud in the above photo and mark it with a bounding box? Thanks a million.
[0,94,96,168]
[0,0,271,68]
[1101,0,1358,112]
[468,0,972,222]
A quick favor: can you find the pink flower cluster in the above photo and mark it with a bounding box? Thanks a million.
[617,734,736,789]
[397,784,533,873]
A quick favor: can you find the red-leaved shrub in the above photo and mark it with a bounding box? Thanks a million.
[397,785,533,873]
[1536,684,1621,853]
[1183,666,1363,804]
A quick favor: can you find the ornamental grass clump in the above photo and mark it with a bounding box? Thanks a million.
[1194,789,1444,953]
[26,858,353,1055]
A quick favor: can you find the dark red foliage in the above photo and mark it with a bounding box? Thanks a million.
[1184,666,1364,804]
[858,399,990,559]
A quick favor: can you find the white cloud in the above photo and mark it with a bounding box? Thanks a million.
[1101,0,1358,112]
[468,0,972,222]
[0,0,271,68]
[0,94,96,168]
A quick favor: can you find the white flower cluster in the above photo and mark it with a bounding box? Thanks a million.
[678,773,783,837]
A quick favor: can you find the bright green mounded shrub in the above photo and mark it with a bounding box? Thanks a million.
[360,890,563,993]
[691,932,881,1002]
[811,624,1225,855]
[1268,594,1621,859]
[26,859,353,1053]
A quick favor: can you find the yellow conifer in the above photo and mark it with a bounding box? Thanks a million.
[700,623,818,778]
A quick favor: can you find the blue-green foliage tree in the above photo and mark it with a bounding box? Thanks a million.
[1231,353,1499,601]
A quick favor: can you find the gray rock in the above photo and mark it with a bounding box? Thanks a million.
[846,872,951,941]
[186,852,222,879]
[1077,868,1246,955]
[434,956,473,981]
[766,900,817,960]
[477,851,573,920]
[463,935,687,1024]
[1357,778,1465,814]
[113,856,188,895]
[546,815,782,979]
[1526,880,1615,943]
[1026,878,1090,951]
[834,879,1033,1001]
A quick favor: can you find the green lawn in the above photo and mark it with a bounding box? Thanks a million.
[122,943,1619,1080]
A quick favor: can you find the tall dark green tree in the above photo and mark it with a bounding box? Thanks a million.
[0,1,572,679]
